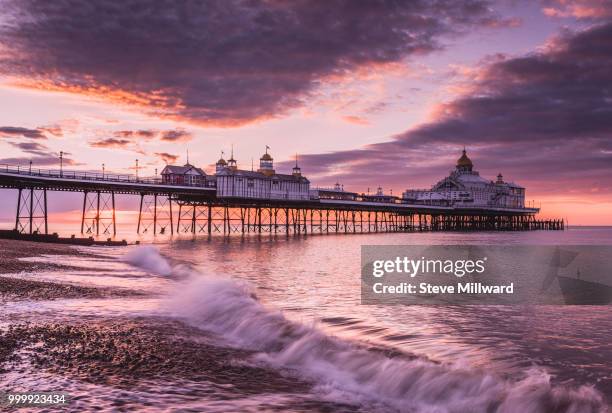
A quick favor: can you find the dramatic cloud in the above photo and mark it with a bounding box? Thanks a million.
[542,0,612,20]
[89,128,192,152]
[7,141,49,156]
[0,153,78,167]
[112,128,191,142]
[160,129,192,142]
[154,152,179,164]
[0,0,510,126]
[113,130,157,140]
[283,22,612,196]
[0,126,47,140]
[90,138,133,150]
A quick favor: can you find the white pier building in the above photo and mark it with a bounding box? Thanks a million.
[403,149,525,208]
[216,149,310,200]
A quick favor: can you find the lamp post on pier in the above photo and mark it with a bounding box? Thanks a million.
[102,163,105,179]
[135,159,139,181]
[59,151,64,177]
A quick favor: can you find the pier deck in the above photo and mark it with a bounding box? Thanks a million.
[0,165,562,236]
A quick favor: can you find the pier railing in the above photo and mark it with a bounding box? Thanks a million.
[0,163,215,188]
[0,163,562,237]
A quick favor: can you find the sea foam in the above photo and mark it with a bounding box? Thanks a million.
[123,245,172,276]
[153,254,605,413]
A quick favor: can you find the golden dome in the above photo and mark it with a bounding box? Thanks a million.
[217,157,227,165]
[260,152,273,161]
[457,149,473,168]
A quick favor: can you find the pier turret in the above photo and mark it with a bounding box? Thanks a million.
[216,152,227,173]
[258,146,275,176]
[456,148,473,173]
[292,155,301,178]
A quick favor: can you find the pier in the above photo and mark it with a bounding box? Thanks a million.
[0,164,563,237]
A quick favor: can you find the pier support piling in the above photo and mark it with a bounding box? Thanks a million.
[81,191,116,236]
[15,187,48,234]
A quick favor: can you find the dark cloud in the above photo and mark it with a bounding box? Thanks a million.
[90,138,133,149]
[0,0,508,125]
[282,22,612,196]
[160,129,192,142]
[90,127,192,152]
[0,126,47,139]
[110,128,192,142]
[542,0,612,20]
[0,155,78,167]
[154,152,179,164]
[114,130,157,140]
[7,141,50,156]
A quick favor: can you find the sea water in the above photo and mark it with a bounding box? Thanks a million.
[2,227,611,412]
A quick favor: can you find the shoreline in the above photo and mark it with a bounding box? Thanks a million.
[0,239,139,302]
[0,242,335,411]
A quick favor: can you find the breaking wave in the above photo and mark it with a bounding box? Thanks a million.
[155,257,605,412]
[123,245,172,276]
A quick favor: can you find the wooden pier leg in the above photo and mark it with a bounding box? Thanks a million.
[335,210,340,233]
[284,207,289,234]
[79,191,86,234]
[240,207,245,233]
[153,194,158,235]
[168,195,173,235]
[258,207,262,233]
[43,188,48,235]
[246,207,250,233]
[112,191,117,236]
[269,207,273,233]
[137,193,143,234]
[29,187,34,234]
[374,211,378,232]
[95,191,101,236]
[177,204,182,233]
[207,204,212,234]
[191,204,196,233]
[310,209,313,233]
[15,188,22,232]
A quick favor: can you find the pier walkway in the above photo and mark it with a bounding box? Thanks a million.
[0,164,562,236]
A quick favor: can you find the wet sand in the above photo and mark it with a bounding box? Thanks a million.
[0,240,356,412]
[1,317,356,411]
[0,239,140,301]
[1,318,309,393]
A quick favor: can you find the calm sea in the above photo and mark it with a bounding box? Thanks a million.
[2,226,611,412]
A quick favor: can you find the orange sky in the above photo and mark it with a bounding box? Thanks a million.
[0,1,611,225]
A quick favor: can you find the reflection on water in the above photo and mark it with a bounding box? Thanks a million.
[1,227,611,411]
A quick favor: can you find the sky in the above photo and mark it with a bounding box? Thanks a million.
[0,0,611,225]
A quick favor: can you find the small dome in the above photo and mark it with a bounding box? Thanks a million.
[216,157,227,165]
[260,152,273,161]
[457,149,473,168]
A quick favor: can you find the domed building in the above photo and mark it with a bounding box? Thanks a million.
[215,153,228,173]
[456,149,473,172]
[402,149,525,208]
[216,147,310,200]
